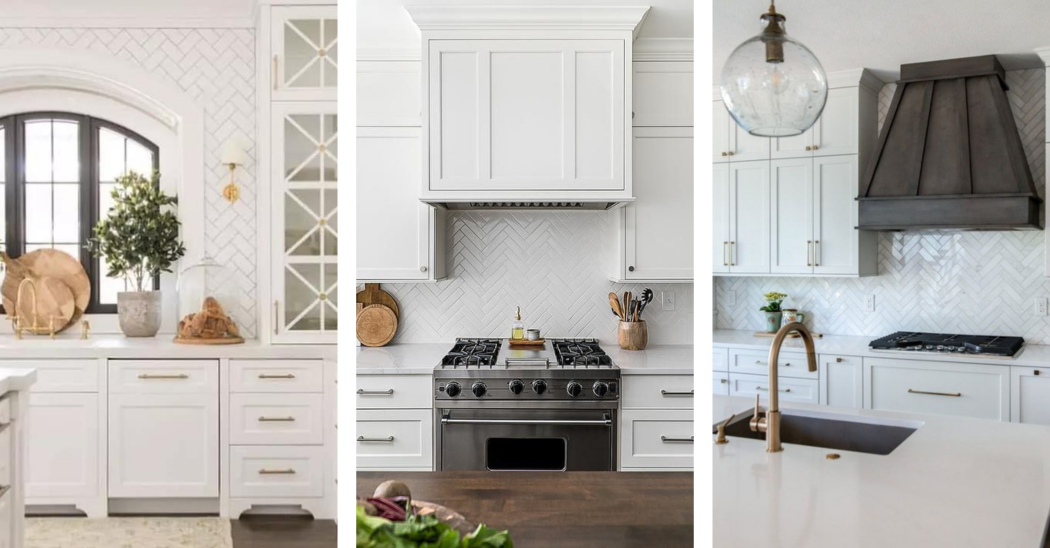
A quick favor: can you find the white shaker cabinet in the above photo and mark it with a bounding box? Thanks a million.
[819,354,863,409]
[770,158,814,274]
[712,164,730,274]
[864,358,1008,421]
[1011,367,1050,425]
[633,62,693,127]
[24,394,99,502]
[356,127,446,282]
[712,100,770,163]
[726,161,770,274]
[270,6,338,102]
[612,127,693,282]
[771,88,860,159]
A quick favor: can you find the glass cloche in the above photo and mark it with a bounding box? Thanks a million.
[175,255,244,344]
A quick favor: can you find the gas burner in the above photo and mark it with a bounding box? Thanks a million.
[441,338,501,367]
[551,338,613,367]
[870,332,1024,357]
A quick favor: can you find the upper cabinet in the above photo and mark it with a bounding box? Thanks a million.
[357,62,421,127]
[271,6,338,101]
[406,6,648,205]
[712,100,770,163]
[771,88,859,159]
[633,62,693,127]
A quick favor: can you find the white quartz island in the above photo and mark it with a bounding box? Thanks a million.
[713,394,1050,547]
[0,368,37,548]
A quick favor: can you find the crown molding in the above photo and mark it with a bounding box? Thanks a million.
[358,48,421,62]
[827,68,884,93]
[1035,46,1050,66]
[633,38,692,61]
[404,6,651,39]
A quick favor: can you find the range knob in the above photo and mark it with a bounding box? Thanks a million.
[508,379,525,394]
[593,381,609,397]
[566,381,583,398]
[532,379,548,395]
[444,381,461,398]
[471,381,487,397]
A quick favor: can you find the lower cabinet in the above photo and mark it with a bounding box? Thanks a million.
[728,372,819,405]
[620,374,694,471]
[356,374,433,471]
[25,393,99,500]
[714,372,729,395]
[230,446,326,498]
[819,354,862,409]
[864,357,1008,421]
[1011,366,1050,425]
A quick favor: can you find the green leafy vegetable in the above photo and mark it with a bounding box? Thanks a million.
[357,505,513,548]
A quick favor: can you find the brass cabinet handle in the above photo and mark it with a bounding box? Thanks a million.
[730,241,735,266]
[907,389,961,397]
[272,55,279,90]
[805,145,812,151]
[836,357,844,363]
[721,151,728,157]
[727,151,735,156]
[814,240,820,266]
[661,436,694,443]
[357,388,394,395]
[258,416,296,422]
[812,145,819,150]
[138,374,189,380]
[259,373,296,379]
[357,436,394,442]
[723,242,728,266]
[720,378,728,384]
[756,386,792,393]
[661,390,694,396]
[807,240,813,266]
[259,468,296,475]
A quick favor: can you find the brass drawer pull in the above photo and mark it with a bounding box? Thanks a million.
[907,389,961,397]
[357,388,394,395]
[756,386,792,393]
[807,240,813,266]
[661,436,694,443]
[661,390,694,396]
[723,242,728,266]
[138,374,189,380]
[357,436,394,442]
[259,373,296,379]
[258,416,296,422]
[259,468,296,475]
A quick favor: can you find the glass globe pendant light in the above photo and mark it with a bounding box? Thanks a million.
[720,1,828,137]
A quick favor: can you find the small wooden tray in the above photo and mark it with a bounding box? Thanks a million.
[753,331,823,339]
[174,336,245,345]
[508,338,545,347]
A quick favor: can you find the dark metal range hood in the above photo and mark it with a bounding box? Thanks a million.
[858,55,1043,231]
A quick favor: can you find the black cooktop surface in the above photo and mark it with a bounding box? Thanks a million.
[869,332,1025,357]
[551,338,613,366]
[441,338,501,366]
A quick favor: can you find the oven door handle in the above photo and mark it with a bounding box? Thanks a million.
[441,414,612,426]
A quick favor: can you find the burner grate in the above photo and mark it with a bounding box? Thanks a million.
[441,338,502,367]
[551,338,613,367]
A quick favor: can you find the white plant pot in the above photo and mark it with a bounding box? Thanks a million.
[117,291,162,337]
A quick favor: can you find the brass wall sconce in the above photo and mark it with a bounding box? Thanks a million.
[220,138,248,203]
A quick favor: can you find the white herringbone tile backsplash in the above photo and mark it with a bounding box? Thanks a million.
[366,211,694,345]
[716,69,1050,343]
[0,28,259,336]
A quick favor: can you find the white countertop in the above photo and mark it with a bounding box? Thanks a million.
[713,329,1050,367]
[0,335,336,360]
[0,368,37,394]
[713,395,1050,547]
[356,343,695,375]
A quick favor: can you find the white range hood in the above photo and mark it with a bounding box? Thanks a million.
[405,5,650,210]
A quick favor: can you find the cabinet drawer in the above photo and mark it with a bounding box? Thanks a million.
[622,375,695,409]
[2,360,98,392]
[109,360,218,394]
[230,394,324,446]
[356,375,432,409]
[357,409,432,470]
[231,360,323,393]
[712,348,729,372]
[621,410,693,469]
[729,372,819,405]
[230,445,325,498]
[714,372,729,396]
[865,358,1007,421]
[729,348,816,379]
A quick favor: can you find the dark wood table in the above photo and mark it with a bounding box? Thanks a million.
[357,471,694,547]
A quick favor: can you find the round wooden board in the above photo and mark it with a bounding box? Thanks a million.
[356,283,400,320]
[173,336,246,345]
[357,304,397,347]
[2,250,90,331]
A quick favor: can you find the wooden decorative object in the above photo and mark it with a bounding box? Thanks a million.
[174,296,245,345]
[357,304,397,347]
[618,320,648,351]
[356,283,400,320]
[2,250,90,331]
[508,338,545,348]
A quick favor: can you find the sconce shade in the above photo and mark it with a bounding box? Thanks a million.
[220,138,248,166]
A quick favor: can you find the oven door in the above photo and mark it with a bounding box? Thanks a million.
[438,408,615,471]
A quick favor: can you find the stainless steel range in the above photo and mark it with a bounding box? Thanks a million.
[434,338,620,471]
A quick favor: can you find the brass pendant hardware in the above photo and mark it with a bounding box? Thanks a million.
[223,163,240,204]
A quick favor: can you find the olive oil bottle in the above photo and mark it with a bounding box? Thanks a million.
[511,306,524,340]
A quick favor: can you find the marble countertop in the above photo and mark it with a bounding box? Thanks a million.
[0,368,37,394]
[356,343,695,375]
[713,394,1050,547]
[0,335,336,359]
[713,329,1050,367]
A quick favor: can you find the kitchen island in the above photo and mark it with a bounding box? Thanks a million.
[1,368,37,548]
[357,471,694,547]
[713,394,1050,547]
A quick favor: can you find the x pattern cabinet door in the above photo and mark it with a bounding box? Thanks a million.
[273,103,339,343]
[272,6,338,101]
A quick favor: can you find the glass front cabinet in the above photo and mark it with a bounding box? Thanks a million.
[271,6,338,101]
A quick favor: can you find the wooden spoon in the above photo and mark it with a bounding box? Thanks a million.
[608,292,624,321]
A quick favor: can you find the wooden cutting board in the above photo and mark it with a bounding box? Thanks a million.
[357,304,397,347]
[2,250,90,331]
[356,283,399,320]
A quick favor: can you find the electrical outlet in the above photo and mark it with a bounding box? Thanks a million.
[1036,297,1048,317]
[726,290,737,308]
[863,295,876,313]
[662,291,675,311]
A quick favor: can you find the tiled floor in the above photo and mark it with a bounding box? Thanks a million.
[230,517,337,548]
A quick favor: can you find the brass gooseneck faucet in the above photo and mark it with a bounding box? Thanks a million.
[749,322,817,452]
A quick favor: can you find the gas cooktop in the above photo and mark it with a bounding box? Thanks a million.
[869,332,1025,357]
[436,338,616,370]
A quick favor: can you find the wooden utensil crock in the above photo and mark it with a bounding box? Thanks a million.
[618,320,648,351]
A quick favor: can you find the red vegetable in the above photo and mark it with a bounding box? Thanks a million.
[367,497,407,521]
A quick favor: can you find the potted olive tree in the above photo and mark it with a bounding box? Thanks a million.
[89,171,186,337]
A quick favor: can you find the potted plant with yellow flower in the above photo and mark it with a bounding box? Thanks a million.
[760,292,787,333]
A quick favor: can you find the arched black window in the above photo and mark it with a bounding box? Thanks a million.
[0,113,160,314]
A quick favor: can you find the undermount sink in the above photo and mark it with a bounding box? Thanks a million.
[716,409,922,456]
